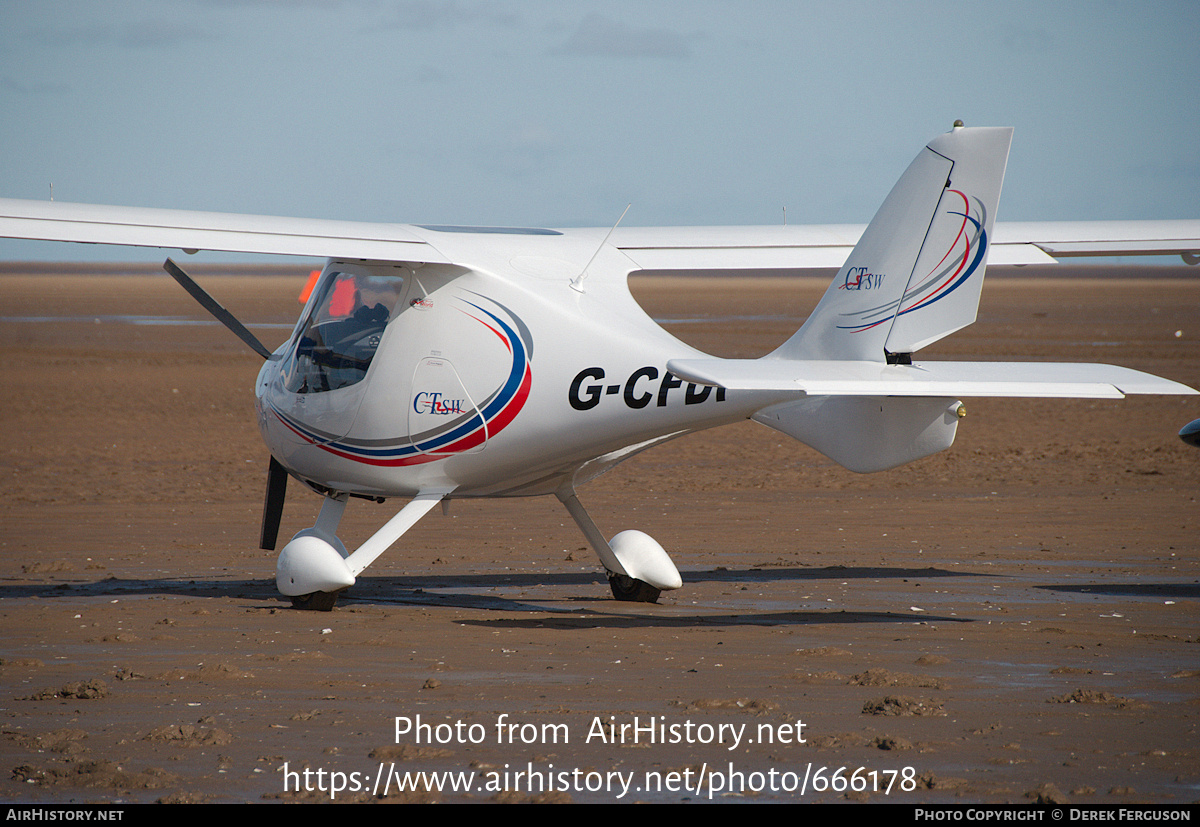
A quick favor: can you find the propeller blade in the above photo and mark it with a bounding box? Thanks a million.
[260,456,289,550]
[163,258,274,360]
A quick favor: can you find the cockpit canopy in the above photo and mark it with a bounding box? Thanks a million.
[282,268,405,394]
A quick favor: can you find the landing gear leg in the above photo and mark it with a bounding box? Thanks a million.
[555,486,680,603]
[278,488,453,610]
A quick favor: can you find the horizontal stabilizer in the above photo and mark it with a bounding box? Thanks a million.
[666,358,1198,399]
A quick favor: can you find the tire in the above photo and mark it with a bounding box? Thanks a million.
[608,574,661,603]
[290,590,341,611]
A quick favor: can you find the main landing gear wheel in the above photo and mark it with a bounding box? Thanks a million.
[290,589,344,611]
[608,574,661,604]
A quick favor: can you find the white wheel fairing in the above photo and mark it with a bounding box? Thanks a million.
[276,534,355,596]
[608,530,682,591]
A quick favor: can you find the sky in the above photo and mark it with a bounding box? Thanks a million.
[1,0,1197,263]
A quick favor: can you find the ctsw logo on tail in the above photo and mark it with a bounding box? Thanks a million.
[837,190,987,333]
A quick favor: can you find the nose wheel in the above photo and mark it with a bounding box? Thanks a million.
[276,489,452,611]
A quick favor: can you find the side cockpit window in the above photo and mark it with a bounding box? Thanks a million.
[283,270,405,393]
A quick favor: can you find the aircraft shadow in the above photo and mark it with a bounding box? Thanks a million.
[0,577,273,602]
[0,565,986,628]
[358,563,985,591]
[1036,583,1200,599]
[0,563,982,600]
[452,609,969,630]
[350,579,972,628]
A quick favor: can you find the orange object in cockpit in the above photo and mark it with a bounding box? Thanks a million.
[298,269,321,304]
[327,275,358,317]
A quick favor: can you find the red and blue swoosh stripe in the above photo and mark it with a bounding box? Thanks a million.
[270,296,531,466]
[838,190,987,333]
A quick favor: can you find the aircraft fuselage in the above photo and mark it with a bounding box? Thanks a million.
[255,258,784,501]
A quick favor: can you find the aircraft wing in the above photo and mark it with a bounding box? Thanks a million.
[667,358,1199,399]
[1,197,1197,269]
[0,197,449,263]
[612,220,1200,271]
[992,220,1200,261]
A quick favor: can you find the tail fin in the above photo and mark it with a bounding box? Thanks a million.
[771,125,1013,362]
[664,127,1199,474]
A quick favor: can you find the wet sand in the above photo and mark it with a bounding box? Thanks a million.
[1,266,1198,804]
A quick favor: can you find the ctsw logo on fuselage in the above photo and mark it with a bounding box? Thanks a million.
[568,367,726,411]
[413,391,466,415]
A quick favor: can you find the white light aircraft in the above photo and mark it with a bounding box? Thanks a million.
[2,124,1197,610]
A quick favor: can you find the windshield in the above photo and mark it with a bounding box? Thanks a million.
[282,270,405,393]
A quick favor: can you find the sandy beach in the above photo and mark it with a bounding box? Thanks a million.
[1,265,1197,804]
